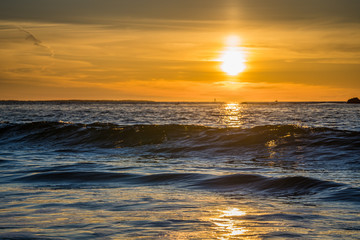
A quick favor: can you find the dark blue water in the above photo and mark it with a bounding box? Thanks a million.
[0,102,359,239]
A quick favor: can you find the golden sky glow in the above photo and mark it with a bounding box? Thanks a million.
[0,0,360,101]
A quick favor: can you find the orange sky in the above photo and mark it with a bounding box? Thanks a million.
[0,0,359,101]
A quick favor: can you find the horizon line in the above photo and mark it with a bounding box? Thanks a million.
[0,99,349,103]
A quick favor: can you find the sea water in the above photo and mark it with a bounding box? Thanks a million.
[0,101,359,239]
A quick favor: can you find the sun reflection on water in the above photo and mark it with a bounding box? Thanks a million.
[211,208,248,239]
[218,103,244,128]
[222,208,246,217]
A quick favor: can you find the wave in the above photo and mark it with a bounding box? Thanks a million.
[196,174,342,194]
[14,170,359,203]
[0,121,359,152]
[17,171,137,182]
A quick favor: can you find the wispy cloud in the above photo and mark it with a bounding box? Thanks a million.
[16,25,54,57]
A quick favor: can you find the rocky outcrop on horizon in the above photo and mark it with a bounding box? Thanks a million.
[347,97,360,103]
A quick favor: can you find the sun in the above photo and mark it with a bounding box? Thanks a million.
[220,49,246,76]
[219,36,246,76]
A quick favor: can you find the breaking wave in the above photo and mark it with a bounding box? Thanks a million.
[0,121,359,151]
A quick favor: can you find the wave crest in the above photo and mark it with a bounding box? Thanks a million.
[15,169,359,202]
[0,122,359,151]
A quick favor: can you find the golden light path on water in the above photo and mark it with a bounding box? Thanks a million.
[210,208,248,239]
[220,103,281,160]
[220,103,244,128]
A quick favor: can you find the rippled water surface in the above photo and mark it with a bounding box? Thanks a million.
[0,101,359,239]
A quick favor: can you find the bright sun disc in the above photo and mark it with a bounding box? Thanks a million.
[220,48,246,76]
[220,36,246,76]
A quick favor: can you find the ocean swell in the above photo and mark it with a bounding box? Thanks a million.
[0,122,359,152]
[13,169,359,203]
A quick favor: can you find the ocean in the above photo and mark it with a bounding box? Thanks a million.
[0,101,359,239]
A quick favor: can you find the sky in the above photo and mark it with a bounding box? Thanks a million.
[0,0,359,102]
